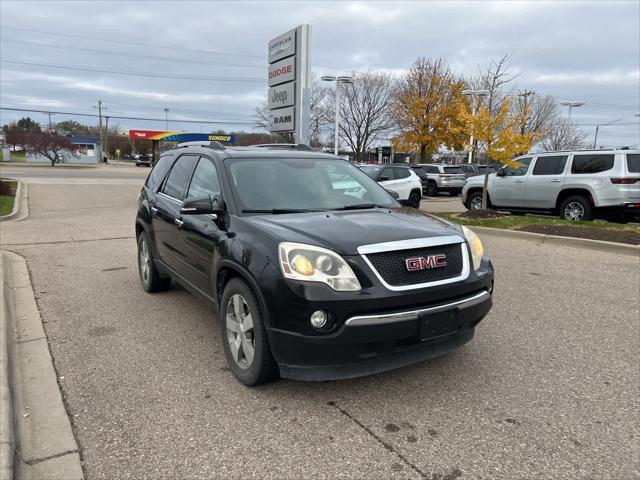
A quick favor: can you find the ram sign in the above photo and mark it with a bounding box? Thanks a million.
[267,25,310,143]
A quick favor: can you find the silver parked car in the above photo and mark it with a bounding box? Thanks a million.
[412,164,467,196]
[462,149,640,221]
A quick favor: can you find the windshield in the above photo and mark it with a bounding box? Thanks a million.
[226,158,398,213]
[358,165,382,179]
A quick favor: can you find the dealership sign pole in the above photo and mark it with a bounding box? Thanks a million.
[267,25,311,145]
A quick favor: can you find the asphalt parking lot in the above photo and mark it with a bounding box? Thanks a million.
[1,166,639,480]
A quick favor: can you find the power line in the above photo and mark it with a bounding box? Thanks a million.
[0,106,257,126]
[0,59,264,83]
[1,37,265,70]
[0,25,264,60]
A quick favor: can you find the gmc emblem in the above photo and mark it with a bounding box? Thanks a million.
[405,255,447,271]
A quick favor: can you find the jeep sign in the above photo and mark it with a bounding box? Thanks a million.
[268,82,295,109]
[268,57,295,87]
[269,106,295,132]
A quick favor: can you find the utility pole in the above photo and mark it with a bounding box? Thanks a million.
[164,108,170,131]
[518,90,535,135]
[94,101,107,162]
[104,116,110,164]
[46,112,55,131]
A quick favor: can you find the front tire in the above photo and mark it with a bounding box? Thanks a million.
[408,190,421,208]
[137,231,171,292]
[559,196,592,221]
[220,278,278,386]
[467,191,484,210]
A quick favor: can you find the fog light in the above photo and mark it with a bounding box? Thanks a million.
[310,310,327,329]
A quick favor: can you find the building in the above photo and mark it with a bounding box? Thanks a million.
[26,136,101,164]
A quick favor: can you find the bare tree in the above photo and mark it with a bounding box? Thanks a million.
[540,118,587,151]
[336,71,395,161]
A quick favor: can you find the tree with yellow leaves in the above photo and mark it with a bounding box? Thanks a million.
[392,58,469,162]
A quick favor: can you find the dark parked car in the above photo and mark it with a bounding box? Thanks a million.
[458,163,497,178]
[136,142,494,385]
[135,154,153,167]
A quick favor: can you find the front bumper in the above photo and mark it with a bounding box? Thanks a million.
[261,252,493,381]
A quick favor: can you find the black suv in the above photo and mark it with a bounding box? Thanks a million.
[135,142,494,385]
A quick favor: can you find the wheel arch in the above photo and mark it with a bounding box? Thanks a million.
[465,187,492,208]
[555,188,594,211]
[216,260,271,328]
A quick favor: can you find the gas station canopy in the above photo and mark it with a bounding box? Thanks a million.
[128,130,235,144]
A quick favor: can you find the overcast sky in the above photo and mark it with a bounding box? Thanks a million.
[1,0,638,148]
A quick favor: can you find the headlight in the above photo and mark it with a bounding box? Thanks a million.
[279,242,361,292]
[462,226,484,271]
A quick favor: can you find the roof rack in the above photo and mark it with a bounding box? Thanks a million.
[176,141,226,150]
[250,143,313,151]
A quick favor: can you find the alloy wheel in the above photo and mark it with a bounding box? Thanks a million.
[470,196,483,210]
[139,238,150,285]
[225,294,255,369]
[564,202,584,221]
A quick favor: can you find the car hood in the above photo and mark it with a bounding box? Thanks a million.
[245,208,464,255]
[466,172,497,186]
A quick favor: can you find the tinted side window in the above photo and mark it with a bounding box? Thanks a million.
[146,155,175,191]
[503,157,532,176]
[162,155,199,200]
[187,157,220,199]
[627,154,640,173]
[379,168,395,181]
[394,167,410,179]
[532,155,568,175]
[571,154,614,174]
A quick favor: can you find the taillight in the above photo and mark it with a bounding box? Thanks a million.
[610,178,640,184]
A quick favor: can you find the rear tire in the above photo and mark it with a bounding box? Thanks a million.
[426,182,438,197]
[137,231,172,292]
[559,195,592,221]
[220,278,278,386]
[408,190,421,208]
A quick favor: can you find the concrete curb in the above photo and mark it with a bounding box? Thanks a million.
[1,251,83,480]
[0,254,15,480]
[0,181,25,223]
[471,226,640,257]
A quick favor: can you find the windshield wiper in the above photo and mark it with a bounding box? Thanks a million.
[333,203,386,211]
[242,208,317,214]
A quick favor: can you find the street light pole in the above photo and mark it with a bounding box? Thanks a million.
[322,75,355,156]
[461,89,489,163]
[164,108,170,131]
[559,100,585,121]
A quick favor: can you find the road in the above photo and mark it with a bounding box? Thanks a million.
[1,165,639,479]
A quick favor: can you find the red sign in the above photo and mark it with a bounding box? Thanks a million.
[129,130,167,140]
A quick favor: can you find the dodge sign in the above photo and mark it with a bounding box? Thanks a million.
[268,57,295,87]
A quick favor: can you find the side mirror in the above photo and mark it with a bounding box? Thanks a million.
[180,194,223,215]
[496,169,506,177]
[379,176,390,182]
[385,189,400,200]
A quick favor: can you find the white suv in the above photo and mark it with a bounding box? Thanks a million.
[358,164,423,208]
[462,149,640,221]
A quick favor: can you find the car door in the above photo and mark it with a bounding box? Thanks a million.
[153,154,199,275]
[393,167,413,199]
[377,166,397,192]
[491,157,532,207]
[179,156,224,294]
[525,155,569,209]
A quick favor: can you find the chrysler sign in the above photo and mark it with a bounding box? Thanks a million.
[268,29,295,63]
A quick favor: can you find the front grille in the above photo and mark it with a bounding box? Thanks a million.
[364,243,465,287]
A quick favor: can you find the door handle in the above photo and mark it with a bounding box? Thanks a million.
[551,179,561,183]
[515,179,524,183]
[150,206,158,214]
[174,218,184,228]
